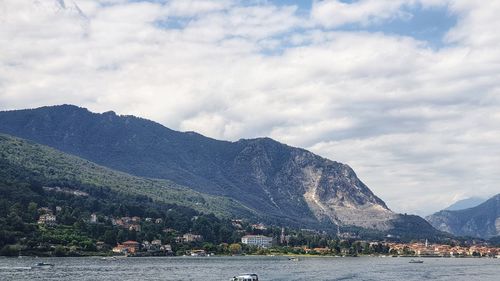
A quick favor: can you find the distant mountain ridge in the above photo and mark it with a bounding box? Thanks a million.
[444,197,486,211]
[426,194,500,238]
[0,105,440,237]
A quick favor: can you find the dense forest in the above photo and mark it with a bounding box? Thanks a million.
[0,171,241,256]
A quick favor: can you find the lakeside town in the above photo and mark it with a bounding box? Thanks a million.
[37,209,500,258]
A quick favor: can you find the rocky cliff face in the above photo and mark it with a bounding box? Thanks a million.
[426,194,500,238]
[231,138,397,230]
[0,105,412,232]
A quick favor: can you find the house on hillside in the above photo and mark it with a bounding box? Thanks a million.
[38,214,57,226]
[182,233,203,242]
[90,213,98,224]
[129,224,141,232]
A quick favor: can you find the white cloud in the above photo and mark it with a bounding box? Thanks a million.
[1,0,499,215]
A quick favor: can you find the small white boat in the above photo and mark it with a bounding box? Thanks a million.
[409,259,424,264]
[230,273,259,281]
[288,257,299,261]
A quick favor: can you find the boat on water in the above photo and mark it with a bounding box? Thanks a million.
[34,262,55,268]
[288,257,299,261]
[101,256,119,261]
[230,273,259,281]
[409,259,424,264]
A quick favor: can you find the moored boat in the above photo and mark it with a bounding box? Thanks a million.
[230,273,259,281]
[409,259,424,263]
[34,262,55,268]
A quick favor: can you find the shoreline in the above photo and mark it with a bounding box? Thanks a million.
[4,253,498,259]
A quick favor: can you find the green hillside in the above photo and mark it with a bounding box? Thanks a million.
[0,133,256,219]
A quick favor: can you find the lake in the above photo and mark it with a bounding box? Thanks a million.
[0,256,498,280]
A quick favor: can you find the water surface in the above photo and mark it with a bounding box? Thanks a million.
[0,256,498,280]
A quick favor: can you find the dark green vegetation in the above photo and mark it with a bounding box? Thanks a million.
[0,180,238,256]
[426,194,500,239]
[0,105,443,237]
[0,134,249,256]
[0,133,255,219]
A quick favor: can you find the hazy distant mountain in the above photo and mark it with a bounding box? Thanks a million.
[426,194,500,238]
[0,105,440,237]
[444,197,486,211]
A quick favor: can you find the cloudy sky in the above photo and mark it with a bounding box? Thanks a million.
[1,0,500,215]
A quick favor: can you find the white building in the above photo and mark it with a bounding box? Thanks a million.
[241,235,273,248]
[38,214,57,226]
[182,233,203,242]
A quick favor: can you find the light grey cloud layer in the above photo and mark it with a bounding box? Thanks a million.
[1,0,499,215]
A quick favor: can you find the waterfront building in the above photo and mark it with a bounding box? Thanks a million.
[190,249,207,256]
[112,241,141,254]
[241,235,273,248]
[161,244,173,254]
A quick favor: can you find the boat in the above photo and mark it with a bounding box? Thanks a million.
[409,259,424,263]
[34,262,55,268]
[230,273,259,281]
[288,257,299,261]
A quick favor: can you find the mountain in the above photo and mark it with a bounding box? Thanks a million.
[426,194,500,238]
[444,197,486,211]
[0,105,439,236]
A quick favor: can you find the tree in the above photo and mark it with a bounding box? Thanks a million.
[104,230,117,245]
[117,230,127,243]
[192,217,214,242]
[128,229,137,241]
[54,245,66,257]
[229,243,242,255]
[0,245,21,256]
[27,202,38,222]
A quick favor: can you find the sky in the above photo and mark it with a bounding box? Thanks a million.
[1,0,500,216]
